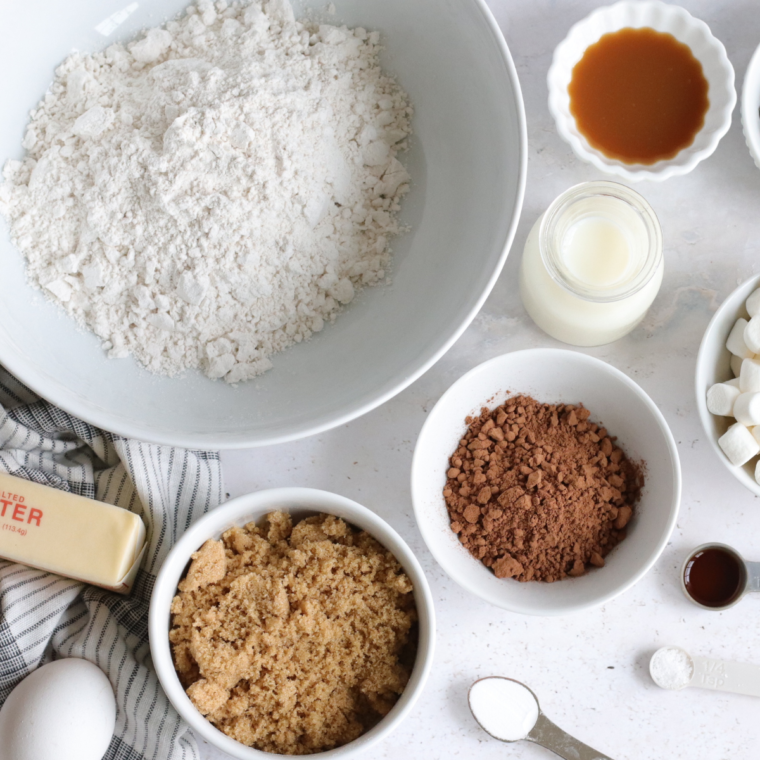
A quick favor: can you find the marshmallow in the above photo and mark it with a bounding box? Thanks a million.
[706,382,742,416]
[740,358,760,392]
[718,422,760,465]
[727,318,754,358]
[734,392,760,426]
[731,354,744,377]
[727,377,742,388]
[747,288,760,318]
[756,458,760,485]
[752,426,760,446]
[746,316,760,354]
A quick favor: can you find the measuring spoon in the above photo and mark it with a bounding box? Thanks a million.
[469,677,615,760]
[650,646,760,697]
[681,542,760,610]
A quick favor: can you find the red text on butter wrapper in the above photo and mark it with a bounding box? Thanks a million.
[0,493,43,526]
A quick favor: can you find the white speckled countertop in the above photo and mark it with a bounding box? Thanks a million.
[208,1,760,757]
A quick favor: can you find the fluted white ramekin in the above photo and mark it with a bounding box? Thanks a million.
[548,1,736,182]
[742,42,760,171]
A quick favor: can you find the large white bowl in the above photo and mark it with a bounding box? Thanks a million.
[149,487,435,759]
[695,274,760,497]
[411,349,682,616]
[0,0,526,448]
[548,1,735,182]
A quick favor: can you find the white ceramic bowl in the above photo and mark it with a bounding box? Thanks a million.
[149,487,435,759]
[0,0,526,449]
[411,349,681,616]
[695,274,760,496]
[548,0,736,182]
[741,42,760,170]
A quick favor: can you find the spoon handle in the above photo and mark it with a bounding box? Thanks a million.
[745,560,760,593]
[527,713,615,760]
[691,655,760,697]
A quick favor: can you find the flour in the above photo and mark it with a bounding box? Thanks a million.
[0,0,412,383]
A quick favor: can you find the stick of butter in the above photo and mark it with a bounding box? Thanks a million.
[0,472,146,594]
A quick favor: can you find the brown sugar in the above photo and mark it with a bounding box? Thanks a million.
[443,395,644,583]
[170,511,417,755]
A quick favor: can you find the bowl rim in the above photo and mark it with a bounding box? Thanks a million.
[0,0,527,450]
[411,347,682,616]
[741,40,760,170]
[547,0,736,182]
[148,487,436,759]
[695,273,760,497]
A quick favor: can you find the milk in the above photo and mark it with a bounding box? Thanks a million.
[520,182,663,347]
[561,216,632,286]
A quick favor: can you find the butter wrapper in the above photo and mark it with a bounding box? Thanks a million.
[0,472,147,595]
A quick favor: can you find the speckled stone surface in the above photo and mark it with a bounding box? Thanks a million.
[205,1,760,757]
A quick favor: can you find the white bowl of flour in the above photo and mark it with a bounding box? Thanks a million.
[0,0,526,447]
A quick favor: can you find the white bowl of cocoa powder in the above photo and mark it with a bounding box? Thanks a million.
[411,348,681,616]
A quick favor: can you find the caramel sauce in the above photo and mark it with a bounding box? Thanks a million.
[568,27,709,165]
[683,548,743,608]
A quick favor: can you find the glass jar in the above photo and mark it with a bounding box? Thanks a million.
[519,181,663,346]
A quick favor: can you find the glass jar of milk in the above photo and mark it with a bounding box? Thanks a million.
[520,181,663,346]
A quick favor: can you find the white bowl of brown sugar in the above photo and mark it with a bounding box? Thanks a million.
[149,488,435,758]
[411,348,681,616]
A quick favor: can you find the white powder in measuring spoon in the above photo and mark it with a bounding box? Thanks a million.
[469,678,540,742]
[649,647,694,690]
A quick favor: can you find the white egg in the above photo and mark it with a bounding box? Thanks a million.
[0,658,116,760]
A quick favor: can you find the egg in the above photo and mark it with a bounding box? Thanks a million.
[0,658,116,760]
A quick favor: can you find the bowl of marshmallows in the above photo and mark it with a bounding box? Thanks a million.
[696,274,760,495]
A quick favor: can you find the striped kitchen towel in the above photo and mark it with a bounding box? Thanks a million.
[0,366,223,760]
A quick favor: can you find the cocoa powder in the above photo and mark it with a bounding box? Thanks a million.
[443,395,644,583]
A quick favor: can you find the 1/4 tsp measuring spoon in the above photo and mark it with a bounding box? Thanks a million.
[650,646,760,697]
[468,677,615,760]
